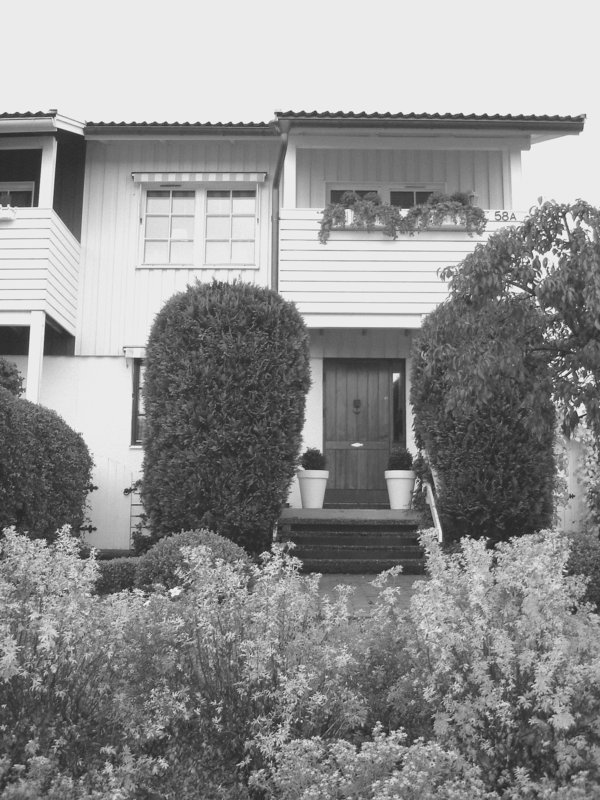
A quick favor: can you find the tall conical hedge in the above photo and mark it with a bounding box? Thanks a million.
[142,280,311,554]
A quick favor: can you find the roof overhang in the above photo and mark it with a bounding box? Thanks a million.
[274,111,586,144]
[0,111,85,136]
[84,121,276,141]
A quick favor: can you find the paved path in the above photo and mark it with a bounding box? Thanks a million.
[317,573,427,614]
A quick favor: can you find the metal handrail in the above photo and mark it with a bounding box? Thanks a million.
[424,481,443,543]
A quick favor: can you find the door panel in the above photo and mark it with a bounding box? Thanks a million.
[323,359,405,505]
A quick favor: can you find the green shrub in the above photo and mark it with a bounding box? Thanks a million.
[0,388,94,540]
[95,556,139,595]
[411,296,556,542]
[134,528,251,591]
[565,525,600,609]
[0,358,23,396]
[142,280,311,555]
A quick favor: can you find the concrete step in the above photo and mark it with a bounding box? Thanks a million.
[278,508,425,574]
[285,530,420,547]
[293,545,424,561]
[300,558,426,575]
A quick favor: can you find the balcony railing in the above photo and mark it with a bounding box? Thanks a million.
[279,208,524,327]
[0,207,80,334]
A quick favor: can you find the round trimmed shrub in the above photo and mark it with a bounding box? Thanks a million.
[134,528,251,591]
[95,556,139,595]
[411,296,556,542]
[142,280,311,554]
[0,387,94,540]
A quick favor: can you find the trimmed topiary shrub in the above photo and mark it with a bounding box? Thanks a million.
[411,295,556,542]
[0,388,94,540]
[142,280,311,554]
[95,556,139,595]
[134,528,251,591]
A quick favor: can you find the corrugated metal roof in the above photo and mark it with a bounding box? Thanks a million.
[85,120,274,136]
[0,110,58,119]
[275,110,586,131]
[276,110,585,122]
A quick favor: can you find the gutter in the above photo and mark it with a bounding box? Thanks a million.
[271,121,290,292]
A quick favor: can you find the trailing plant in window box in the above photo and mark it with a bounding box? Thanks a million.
[319,190,486,243]
[405,191,487,235]
[319,191,409,243]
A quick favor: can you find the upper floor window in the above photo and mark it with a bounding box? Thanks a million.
[205,190,256,265]
[144,190,196,265]
[0,181,35,207]
[329,185,439,209]
[141,186,257,267]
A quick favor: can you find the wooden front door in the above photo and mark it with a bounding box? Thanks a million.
[323,359,406,506]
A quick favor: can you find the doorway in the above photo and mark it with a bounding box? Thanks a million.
[323,358,406,506]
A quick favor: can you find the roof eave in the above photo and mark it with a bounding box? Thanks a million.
[84,122,277,140]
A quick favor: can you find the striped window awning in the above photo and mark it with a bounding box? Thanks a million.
[131,171,267,184]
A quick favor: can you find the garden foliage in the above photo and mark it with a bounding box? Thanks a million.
[142,280,311,554]
[0,357,23,396]
[0,388,94,540]
[411,295,556,541]
[134,527,251,590]
[94,555,139,595]
[2,526,600,798]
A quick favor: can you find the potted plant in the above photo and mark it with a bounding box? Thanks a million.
[297,447,329,509]
[384,447,416,510]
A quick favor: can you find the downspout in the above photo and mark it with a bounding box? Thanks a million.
[271,121,290,292]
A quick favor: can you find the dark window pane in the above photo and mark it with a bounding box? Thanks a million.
[416,191,433,204]
[390,191,415,209]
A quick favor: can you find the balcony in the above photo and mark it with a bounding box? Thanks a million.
[0,207,80,334]
[279,208,522,328]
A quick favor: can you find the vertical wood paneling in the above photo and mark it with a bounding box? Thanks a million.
[0,209,80,333]
[295,148,504,207]
[78,139,278,355]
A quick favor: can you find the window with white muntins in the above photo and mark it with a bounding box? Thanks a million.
[137,176,261,268]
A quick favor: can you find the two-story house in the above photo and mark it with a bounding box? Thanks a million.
[0,109,585,550]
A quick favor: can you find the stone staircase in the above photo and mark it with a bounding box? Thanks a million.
[277,508,425,574]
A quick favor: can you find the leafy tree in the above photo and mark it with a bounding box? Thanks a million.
[142,280,311,555]
[441,200,600,441]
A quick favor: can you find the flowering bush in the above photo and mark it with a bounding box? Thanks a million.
[3,524,600,798]
[259,727,493,800]
[409,530,600,793]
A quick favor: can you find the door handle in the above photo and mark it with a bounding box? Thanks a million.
[350,442,364,448]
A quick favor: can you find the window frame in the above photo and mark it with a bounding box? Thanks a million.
[327,182,445,209]
[131,359,146,446]
[138,183,259,269]
[0,181,35,208]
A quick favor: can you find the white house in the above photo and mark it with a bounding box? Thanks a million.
[0,109,586,550]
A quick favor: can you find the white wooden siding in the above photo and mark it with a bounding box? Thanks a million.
[0,209,80,333]
[78,139,279,355]
[279,209,514,327]
[295,148,506,209]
